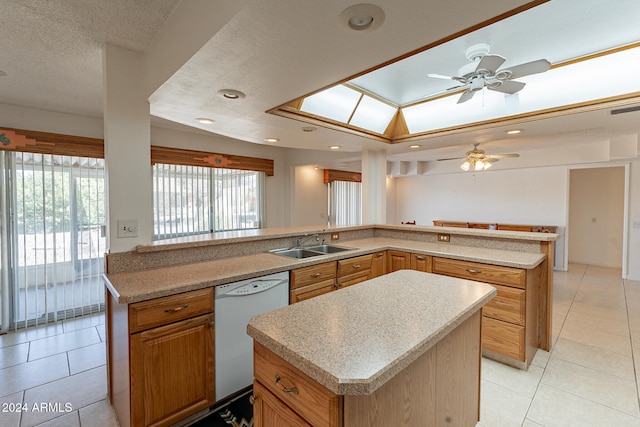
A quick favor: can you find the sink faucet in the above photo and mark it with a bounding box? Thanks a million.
[296,233,320,248]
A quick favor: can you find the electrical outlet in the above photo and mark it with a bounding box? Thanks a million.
[117,220,139,238]
[331,232,340,241]
[437,233,450,243]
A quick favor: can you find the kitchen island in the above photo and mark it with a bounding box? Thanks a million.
[247,269,497,426]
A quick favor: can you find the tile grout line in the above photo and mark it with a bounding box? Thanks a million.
[622,277,640,414]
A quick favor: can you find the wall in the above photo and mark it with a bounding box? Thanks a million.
[290,166,328,227]
[393,166,568,269]
[569,167,625,268]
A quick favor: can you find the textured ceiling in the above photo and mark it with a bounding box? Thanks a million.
[2,0,640,166]
[0,0,179,117]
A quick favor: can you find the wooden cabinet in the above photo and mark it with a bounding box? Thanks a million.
[388,250,432,273]
[290,261,336,304]
[387,250,411,272]
[337,254,372,289]
[411,253,431,272]
[254,342,341,426]
[432,257,541,368]
[107,287,215,427]
[370,251,386,278]
[253,311,482,427]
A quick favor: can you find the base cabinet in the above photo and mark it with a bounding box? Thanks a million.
[432,257,541,368]
[252,311,481,427]
[107,287,215,427]
[130,314,215,427]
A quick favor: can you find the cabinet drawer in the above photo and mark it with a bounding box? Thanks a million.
[129,287,214,333]
[336,270,370,289]
[410,253,432,272]
[254,342,340,427]
[433,257,526,289]
[337,254,372,277]
[482,316,525,361]
[482,284,526,325]
[291,262,337,289]
[290,279,335,304]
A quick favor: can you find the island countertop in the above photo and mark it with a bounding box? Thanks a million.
[247,269,496,395]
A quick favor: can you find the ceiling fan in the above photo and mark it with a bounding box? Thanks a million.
[427,43,551,104]
[437,143,520,171]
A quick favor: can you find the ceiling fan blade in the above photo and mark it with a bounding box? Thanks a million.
[475,54,506,75]
[500,59,551,79]
[436,156,466,161]
[487,153,520,159]
[487,80,526,94]
[427,73,455,80]
[457,89,475,104]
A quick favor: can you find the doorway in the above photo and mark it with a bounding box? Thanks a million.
[568,166,625,269]
[0,151,106,331]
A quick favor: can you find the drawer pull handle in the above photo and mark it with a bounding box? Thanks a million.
[375,253,384,257]
[415,256,426,260]
[310,273,322,278]
[352,264,361,269]
[466,269,482,274]
[274,374,299,394]
[164,304,189,313]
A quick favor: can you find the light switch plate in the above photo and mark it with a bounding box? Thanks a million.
[437,233,450,242]
[331,232,340,241]
[117,220,139,238]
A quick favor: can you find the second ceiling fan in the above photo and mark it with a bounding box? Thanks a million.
[427,43,551,104]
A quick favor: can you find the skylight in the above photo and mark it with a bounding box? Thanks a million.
[401,45,640,134]
[299,85,397,135]
[300,85,361,123]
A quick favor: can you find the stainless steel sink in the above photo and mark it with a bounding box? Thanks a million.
[305,244,353,254]
[269,245,355,258]
[269,248,325,259]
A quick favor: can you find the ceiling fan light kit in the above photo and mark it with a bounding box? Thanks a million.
[437,143,520,172]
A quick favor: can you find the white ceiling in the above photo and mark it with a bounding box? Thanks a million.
[2,0,640,166]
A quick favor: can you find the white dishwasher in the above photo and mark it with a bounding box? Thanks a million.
[214,271,289,401]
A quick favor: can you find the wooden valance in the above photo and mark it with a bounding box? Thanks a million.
[0,128,104,158]
[151,145,274,176]
[323,169,362,184]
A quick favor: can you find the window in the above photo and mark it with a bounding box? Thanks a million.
[153,163,265,239]
[325,169,362,226]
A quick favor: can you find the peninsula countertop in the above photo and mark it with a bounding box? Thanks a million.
[103,236,543,304]
[247,269,497,395]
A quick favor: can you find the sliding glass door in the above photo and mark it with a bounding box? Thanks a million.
[0,152,106,331]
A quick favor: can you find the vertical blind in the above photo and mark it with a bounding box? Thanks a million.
[152,163,265,240]
[0,152,106,331]
[330,180,362,226]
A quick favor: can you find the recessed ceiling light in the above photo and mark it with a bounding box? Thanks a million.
[301,126,317,132]
[196,118,215,124]
[505,129,522,135]
[339,4,385,32]
[409,144,421,149]
[329,145,341,150]
[217,89,246,100]
[264,137,280,143]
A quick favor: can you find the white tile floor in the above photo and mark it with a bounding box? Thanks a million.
[478,263,640,427]
[1,263,638,426]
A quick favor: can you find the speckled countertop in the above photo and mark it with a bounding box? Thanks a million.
[247,269,496,395]
[103,236,544,304]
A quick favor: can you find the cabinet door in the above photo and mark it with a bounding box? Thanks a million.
[290,279,335,304]
[253,380,312,427]
[370,251,387,277]
[387,250,411,272]
[131,313,215,427]
[410,254,432,272]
